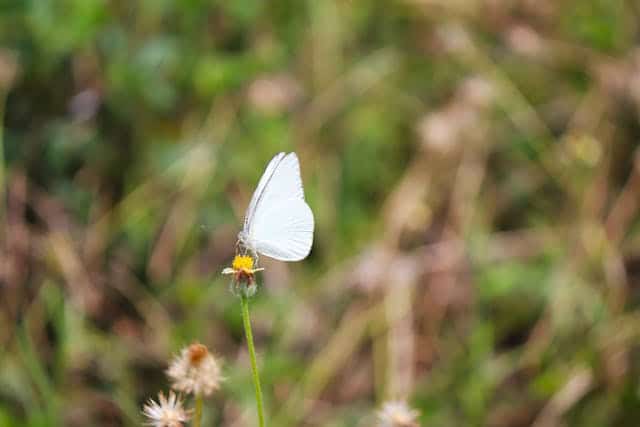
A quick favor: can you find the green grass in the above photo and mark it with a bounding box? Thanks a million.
[2,1,640,426]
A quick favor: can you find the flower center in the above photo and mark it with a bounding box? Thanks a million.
[232,255,254,271]
[187,343,208,365]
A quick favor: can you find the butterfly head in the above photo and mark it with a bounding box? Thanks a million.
[237,230,249,247]
[237,230,251,250]
[237,231,259,258]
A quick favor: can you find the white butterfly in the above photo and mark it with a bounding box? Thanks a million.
[238,152,314,261]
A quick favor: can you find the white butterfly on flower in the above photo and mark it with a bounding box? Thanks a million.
[237,152,314,261]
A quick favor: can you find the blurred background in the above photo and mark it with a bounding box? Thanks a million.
[2,0,640,426]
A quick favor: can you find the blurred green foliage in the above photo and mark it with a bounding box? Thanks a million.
[2,0,640,426]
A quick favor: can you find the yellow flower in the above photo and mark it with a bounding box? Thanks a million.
[232,255,255,272]
[222,255,264,276]
[223,254,264,297]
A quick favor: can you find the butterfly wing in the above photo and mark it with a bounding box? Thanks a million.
[250,198,314,261]
[243,152,286,231]
[242,152,313,261]
[243,152,305,235]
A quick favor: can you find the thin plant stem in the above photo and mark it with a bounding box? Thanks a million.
[193,395,203,427]
[241,295,266,427]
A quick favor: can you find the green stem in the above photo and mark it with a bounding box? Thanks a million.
[193,395,203,427]
[241,295,266,427]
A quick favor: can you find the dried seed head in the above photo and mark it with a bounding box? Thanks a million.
[142,391,190,427]
[376,400,420,427]
[167,342,223,397]
[188,343,208,365]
